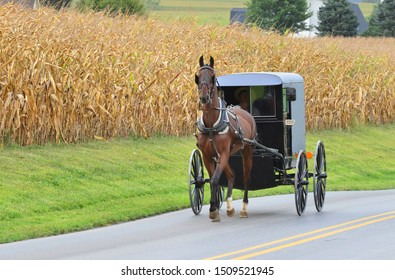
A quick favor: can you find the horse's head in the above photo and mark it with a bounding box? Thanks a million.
[195,56,216,105]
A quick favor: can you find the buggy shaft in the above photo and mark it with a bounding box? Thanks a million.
[243,138,284,160]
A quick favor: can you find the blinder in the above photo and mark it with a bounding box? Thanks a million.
[196,65,217,105]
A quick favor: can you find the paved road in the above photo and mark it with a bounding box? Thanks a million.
[0,190,394,260]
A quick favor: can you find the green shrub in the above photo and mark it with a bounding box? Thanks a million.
[76,0,146,15]
[43,0,73,9]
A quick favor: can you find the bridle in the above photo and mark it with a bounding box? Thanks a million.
[197,65,216,105]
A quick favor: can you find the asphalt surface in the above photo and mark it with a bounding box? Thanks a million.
[0,190,394,260]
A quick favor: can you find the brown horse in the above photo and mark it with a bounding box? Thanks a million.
[194,56,257,222]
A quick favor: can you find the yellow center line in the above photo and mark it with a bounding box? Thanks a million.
[205,210,395,260]
[234,214,395,260]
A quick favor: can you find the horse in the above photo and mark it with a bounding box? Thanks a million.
[194,56,257,222]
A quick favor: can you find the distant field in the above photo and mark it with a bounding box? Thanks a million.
[150,0,246,25]
[359,3,377,21]
[150,0,376,26]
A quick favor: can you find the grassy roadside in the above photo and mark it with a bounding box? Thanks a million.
[306,124,394,190]
[0,124,394,243]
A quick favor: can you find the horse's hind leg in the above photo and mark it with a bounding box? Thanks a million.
[223,163,235,217]
[240,146,253,218]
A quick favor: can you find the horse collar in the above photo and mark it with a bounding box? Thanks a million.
[197,99,229,135]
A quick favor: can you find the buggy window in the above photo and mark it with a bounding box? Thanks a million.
[233,87,250,111]
[251,86,276,117]
[221,87,251,112]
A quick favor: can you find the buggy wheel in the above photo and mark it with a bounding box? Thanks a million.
[313,141,327,212]
[294,150,309,216]
[188,149,205,215]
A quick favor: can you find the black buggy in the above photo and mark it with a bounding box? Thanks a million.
[188,72,327,216]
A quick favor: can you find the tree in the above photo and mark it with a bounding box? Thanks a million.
[245,0,312,34]
[316,0,359,37]
[364,0,395,37]
[364,5,382,36]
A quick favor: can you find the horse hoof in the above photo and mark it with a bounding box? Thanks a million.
[227,208,235,217]
[209,209,219,220]
[239,210,248,218]
[212,214,221,222]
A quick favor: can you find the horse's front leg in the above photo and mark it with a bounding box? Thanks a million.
[208,153,230,222]
[202,154,219,221]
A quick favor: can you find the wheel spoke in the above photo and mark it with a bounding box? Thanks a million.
[320,188,325,205]
[191,158,197,178]
[194,191,199,209]
[316,146,322,170]
[301,197,305,210]
[320,181,326,197]
[302,167,308,179]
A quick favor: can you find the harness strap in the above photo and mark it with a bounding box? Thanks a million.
[227,107,245,143]
[197,98,228,134]
[197,101,251,162]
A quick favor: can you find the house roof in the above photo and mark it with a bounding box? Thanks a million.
[350,3,369,34]
[230,8,247,24]
[1,0,35,8]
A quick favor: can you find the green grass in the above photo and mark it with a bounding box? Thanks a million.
[306,124,395,190]
[359,3,377,21]
[0,137,193,243]
[149,0,246,25]
[149,1,375,26]
[0,124,394,243]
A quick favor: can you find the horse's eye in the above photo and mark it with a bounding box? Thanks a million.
[195,74,200,85]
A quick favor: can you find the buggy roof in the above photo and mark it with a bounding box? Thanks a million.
[217,72,303,87]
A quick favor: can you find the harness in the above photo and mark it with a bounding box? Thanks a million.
[197,100,245,145]
[197,98,229,135]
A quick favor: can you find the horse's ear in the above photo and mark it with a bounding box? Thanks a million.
[209,56,214,68]
[199,56,204,67]
[195,74,199,85]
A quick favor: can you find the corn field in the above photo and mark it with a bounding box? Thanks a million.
[0,4,394,145]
